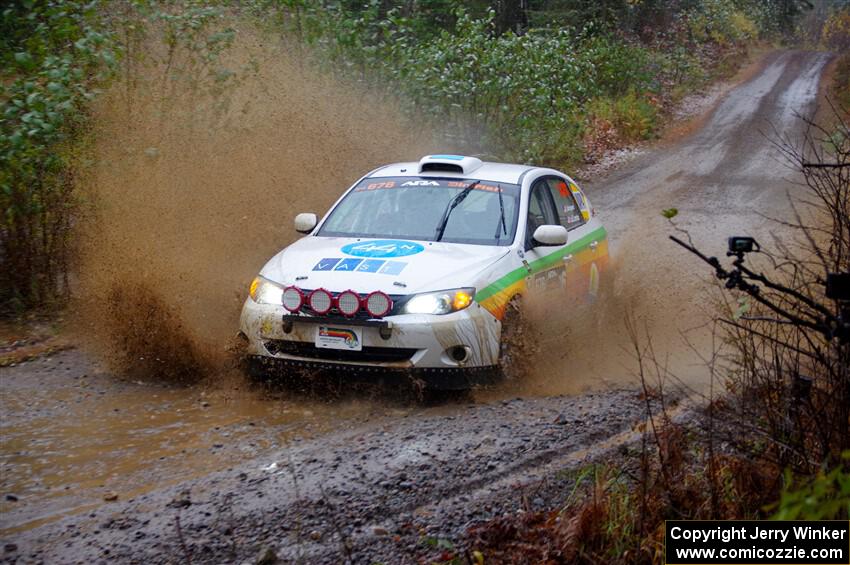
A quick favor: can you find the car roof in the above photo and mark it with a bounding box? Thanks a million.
[367,160,536,185]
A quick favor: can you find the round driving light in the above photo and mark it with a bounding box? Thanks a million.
[365,291,392,318]
[336,290,361,317]
[282,286,304,312]
[308,288,333,315]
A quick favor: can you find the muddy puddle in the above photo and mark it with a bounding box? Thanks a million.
[0,349,403,535]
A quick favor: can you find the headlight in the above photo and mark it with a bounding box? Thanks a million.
[401,288,475,315]
[249,276,283,305]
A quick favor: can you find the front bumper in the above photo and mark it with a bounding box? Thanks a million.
[239,298,502,371]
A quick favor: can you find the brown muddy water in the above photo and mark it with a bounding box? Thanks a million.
[0,349,408,535]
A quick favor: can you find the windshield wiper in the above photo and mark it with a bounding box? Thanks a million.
[494,183,507,242]
[434,180,479,242]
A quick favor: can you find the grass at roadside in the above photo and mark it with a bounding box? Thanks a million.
[832,52,850,113]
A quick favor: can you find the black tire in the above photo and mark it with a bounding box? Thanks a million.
[498,296,534,380]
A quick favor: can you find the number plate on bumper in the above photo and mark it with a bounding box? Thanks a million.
[315,326,363,351]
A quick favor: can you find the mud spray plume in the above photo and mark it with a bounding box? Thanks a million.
[72,31,440,381]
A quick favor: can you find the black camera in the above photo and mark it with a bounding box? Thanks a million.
[728,236,759,254]
[826,272,850,301]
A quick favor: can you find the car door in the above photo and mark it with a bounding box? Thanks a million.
[522,176,601,301]
[549,177,608,300]
[523,178,569,295]
[543,177,600,301]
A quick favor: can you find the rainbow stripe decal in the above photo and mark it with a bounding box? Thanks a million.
[318,327,359,348]
[475,226,608,319]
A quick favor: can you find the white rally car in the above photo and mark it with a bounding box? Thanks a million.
[239,155,608,389]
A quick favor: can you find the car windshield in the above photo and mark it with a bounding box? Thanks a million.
[318,177,520,246]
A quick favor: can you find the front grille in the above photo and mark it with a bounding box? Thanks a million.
[265,340,417,363]
[299,290,409,320]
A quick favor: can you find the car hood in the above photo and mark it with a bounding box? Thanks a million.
[259,236,510,295]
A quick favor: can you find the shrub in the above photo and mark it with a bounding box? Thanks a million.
[0,1,117,314]
[613,92,659,141]
[687,0,758,47]
[268,5,667,167]
[586,91,659,150]
[1,0,245,315]
[254,0,771,170]
[771,455,850,520]
[729,10,759,42]
[822,7,850,51]
[833,53,850,112]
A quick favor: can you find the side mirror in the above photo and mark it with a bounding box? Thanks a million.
[294,213,318,234]
[533,225,568,246]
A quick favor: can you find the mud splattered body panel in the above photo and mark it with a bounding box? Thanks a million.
[240,298,501,369]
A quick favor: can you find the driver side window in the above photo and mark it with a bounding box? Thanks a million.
[525,180,559,250]
[546,178,586,230]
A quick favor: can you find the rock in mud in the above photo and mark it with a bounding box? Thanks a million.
[256,546,278,564]
[103,492,119,502]
[168,490,192,508]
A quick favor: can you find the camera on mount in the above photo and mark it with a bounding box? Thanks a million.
[728,236,759,254]
[826,272,850,302]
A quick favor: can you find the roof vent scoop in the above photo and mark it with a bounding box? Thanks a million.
[418,154,483,175]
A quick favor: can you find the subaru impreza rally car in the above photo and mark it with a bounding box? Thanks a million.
[239,155,608,389]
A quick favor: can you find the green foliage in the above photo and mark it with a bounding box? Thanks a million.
[833,52,850,114]
[1,0,118,313]
[589,91,660,142]
[384,13,607,164]
[263,4,665,165]
[252,0,776,168]
[771,453,850,520]
[687,0,759,46]
[822,6,850,51]
[118,0,242,123]
[1,0,243,314]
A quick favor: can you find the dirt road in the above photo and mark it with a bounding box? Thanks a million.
[594,50,831,243]
[0,50,831,564]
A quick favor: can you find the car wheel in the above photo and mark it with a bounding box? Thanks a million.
[498,296,534,380]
